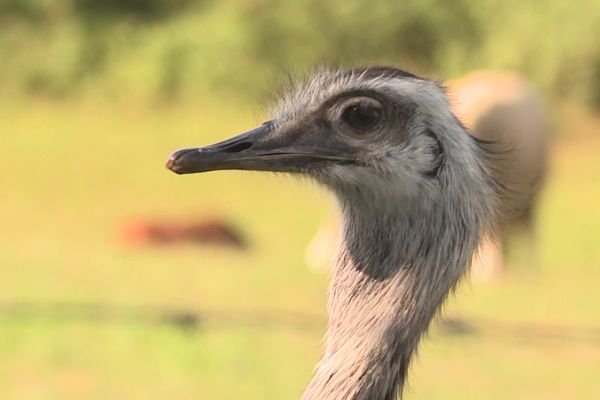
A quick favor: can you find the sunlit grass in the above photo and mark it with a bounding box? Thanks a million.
[0,100,599,399]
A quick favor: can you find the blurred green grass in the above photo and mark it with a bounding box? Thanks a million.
[0,99,599,399]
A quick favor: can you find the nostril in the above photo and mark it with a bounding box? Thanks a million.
[223,141,253,153]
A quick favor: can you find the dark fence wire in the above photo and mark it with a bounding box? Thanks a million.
[1,301,600,345]
[0,301,324,332]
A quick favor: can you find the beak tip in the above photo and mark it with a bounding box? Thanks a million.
[165,154,182,174]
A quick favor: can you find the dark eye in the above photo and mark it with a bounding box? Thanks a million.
[341,100,383,132]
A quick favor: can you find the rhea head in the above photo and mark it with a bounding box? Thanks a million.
[164,67,482,204]
[166,68,498,399]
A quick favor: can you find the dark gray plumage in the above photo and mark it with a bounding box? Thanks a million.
[166,67,500,399]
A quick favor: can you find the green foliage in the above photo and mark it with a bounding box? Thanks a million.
[72,0,193,23]
[0,0,53,23]
[242,0,481,73]
[0,0,599,105]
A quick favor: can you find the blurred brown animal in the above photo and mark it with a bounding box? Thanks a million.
[119,217,246,249]
[451,71,549,226]
[307,70,550,280]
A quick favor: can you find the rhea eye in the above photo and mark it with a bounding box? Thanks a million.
[340,99,384,132]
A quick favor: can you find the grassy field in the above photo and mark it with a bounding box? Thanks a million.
[0,99,599,399]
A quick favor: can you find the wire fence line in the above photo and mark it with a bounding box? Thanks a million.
[1,301,599,345]
[0,301,323,332]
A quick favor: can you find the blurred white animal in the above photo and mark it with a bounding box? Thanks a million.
[306,70,550,281]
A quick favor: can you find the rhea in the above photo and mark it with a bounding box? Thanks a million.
[166,67,499,399]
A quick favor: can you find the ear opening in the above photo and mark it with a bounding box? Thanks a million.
[423,129,444,178]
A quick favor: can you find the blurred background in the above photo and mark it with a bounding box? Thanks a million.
[1,0,599,399]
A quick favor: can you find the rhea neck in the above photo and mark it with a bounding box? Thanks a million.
[302,172,484,400]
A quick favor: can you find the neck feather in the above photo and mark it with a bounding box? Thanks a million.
[303,173,492,400]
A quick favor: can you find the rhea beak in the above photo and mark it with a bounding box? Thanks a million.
[166,121,355,174]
